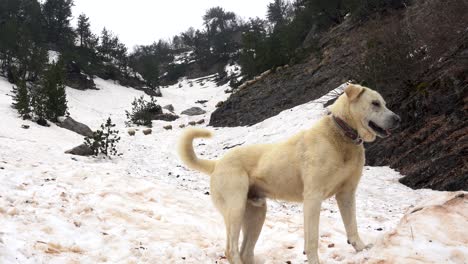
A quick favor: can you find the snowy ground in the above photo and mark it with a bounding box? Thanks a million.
[0,77,466,264]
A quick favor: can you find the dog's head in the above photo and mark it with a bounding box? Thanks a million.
[335,84,401,142]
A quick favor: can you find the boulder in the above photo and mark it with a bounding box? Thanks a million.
[65,144,94,156]
[181,107,206,116]
[21,124,30,129]
[163,125,173,130]
[153,113,179,122]
[179,124,186,128]
[196,119,205,124]
[163,104,175,112]
[65,61,97,90]
[188,121,196,126]
[215,101,224,108]
[142,128,152,135]
[57,117,93,137]
[143,87,162,97]
[128,128,136,136]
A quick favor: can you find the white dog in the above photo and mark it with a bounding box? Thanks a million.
[178,84,400,264]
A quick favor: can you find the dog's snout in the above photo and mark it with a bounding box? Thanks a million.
[392,114,401,128]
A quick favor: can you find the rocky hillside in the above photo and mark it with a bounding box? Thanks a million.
[366,42,468,191]
[209,1,468,191]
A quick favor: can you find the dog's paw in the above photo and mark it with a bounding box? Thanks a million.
[348,239,368,252]
[364,243,374,250]
[306,252,320,264]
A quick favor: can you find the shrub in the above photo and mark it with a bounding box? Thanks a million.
[84,117,120,157]
[125,96,162,127]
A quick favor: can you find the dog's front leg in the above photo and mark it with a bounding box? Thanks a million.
[303,195,322,264]
[336,190,369,252]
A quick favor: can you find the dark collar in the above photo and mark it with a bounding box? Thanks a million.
[331,115,363,145]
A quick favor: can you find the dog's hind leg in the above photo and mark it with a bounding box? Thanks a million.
[211,170,249,264]
[240,200,267,264]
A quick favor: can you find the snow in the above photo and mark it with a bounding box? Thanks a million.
[173,51,194,65]
[48,51,60,64]
[225,63,241,78]
[0,78,466,264]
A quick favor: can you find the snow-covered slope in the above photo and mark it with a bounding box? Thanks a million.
[0,78,466,264]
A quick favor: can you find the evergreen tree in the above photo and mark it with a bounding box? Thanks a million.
[202,7,239,56]
[267,0,292,28]
[84,117,120,157]
[181,27,196,48]
[11,79,31,118]
[24,44,49,81]
[129,45,160,89]
[98,28,115,62]
[239,18,268,77]
[76,13,96,48]
[0,0,46,80]
[42,0,75,49]
[30,83,48,123]
[42,59,68,121]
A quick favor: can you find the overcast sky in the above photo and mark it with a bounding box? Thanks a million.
[72,0,272,50]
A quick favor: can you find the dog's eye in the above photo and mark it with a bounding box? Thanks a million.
[372,101,381,107]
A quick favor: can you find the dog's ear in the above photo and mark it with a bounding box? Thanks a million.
[344,84,365,101]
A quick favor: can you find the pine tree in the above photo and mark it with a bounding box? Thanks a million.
[240,18,268,77]
[98,28,114,62]
[42,0,75,49]
[84,117,120,157]
[76,13,93,48]
[0,0,46,80]
[31,83,48,125]
[101,117,120,156]
[267,0,292,28]
[12,79,31,118]
[202,7,238,56]
[42,59,68,121]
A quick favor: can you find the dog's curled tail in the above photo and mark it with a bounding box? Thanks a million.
[178,128,216,175]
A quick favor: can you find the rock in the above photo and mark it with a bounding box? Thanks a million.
[196,119,205,124]
[163,125,172,130]
[143,87,162,97]
[163,104,175,112]
[65,61,97,90]
[142,128,152,135]
[179,124,186,128]
[21,124,30,129]
[181,107,206,116]
[153,113,179,122]
[128,128,136,136]
[215,101,224,108]
[195,100,208,104]
[57,117,93,137]
[188,121,196,126]
[65,144,94,156]
[36,118,49,127]
[7,207,18,216]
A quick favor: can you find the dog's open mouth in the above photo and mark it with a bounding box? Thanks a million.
[369,121,390,138]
